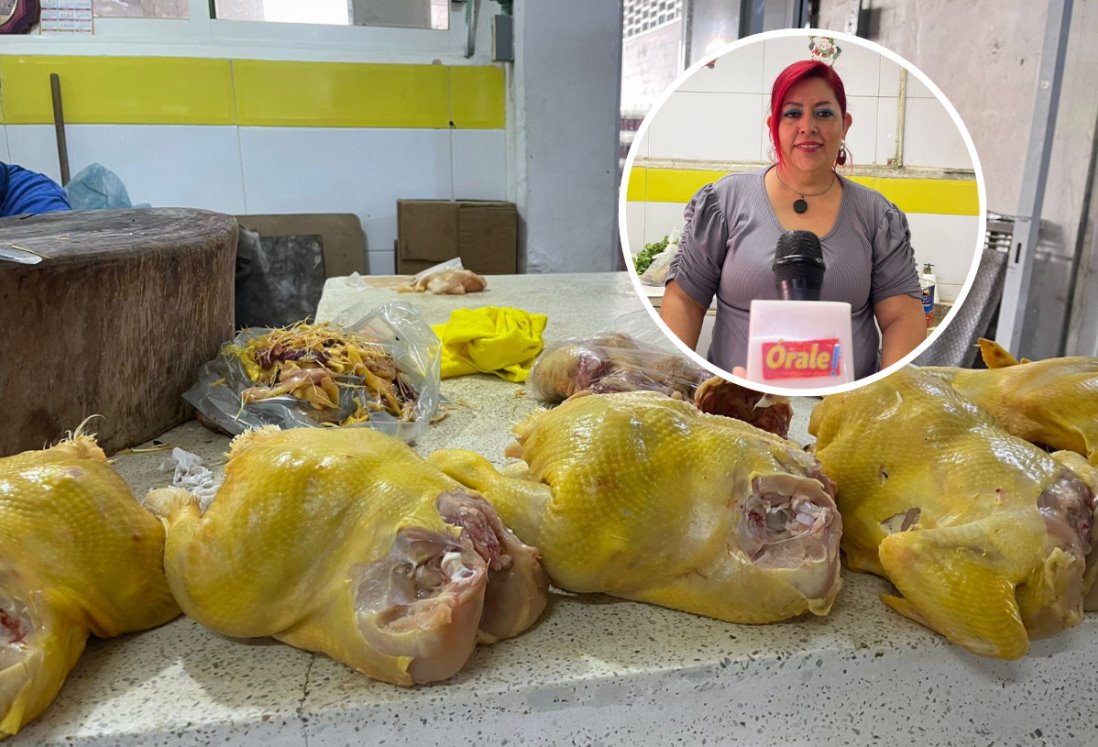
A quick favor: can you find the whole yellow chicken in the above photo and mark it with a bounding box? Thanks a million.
[144,426,548,686]
[429,391,842,624]
[809,367,1095,659]
[1,436,180,737]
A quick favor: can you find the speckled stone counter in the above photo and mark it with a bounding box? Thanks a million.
[9,273,1098,746]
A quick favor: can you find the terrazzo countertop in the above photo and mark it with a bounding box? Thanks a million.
[9,273,1097,746]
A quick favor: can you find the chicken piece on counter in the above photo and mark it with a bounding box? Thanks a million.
[526,333,706,403]
[1,436,180,737]
[429,391,842,624]
[144,427,548,686]
[924,338,1098,465]
[809,367,1096,659]
[693,376,794,439]
[398,268,487,295]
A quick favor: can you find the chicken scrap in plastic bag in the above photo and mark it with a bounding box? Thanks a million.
[184,302,441,442]
[525,333,793,438]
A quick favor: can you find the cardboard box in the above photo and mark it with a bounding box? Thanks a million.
[397,199,517,275]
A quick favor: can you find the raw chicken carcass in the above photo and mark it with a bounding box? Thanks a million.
[429,391,842,623]
[925,338,1098,465]
[526,334,706,403]
[809,367,1095,659]
[1,436,180,737]
[399,269,487,295]
[144,426,548,686]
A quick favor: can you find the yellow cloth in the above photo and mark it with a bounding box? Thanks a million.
[432,306,548,382]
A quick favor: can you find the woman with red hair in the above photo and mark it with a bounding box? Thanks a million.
[660,59,926,381]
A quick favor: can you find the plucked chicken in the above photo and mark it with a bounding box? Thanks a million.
[526,334,705,403]
[1,436,180,738]
[925,338,1098,465]
[809,367,1096,659]
[429,391,842,624]
[144,426,548,686]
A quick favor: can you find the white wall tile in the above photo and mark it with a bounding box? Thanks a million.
[648,91,764,162]
[631,126,650,160]
[906,70,936,98]
[0,125,9,163]
[762,36,815,92]
[844,95,878,168]
[830,41,881,97]
[451,129,506,201]
[903,97,973,169]
[239,127,452,258]
[906,213,981,289]
[4,125,68,185]
[6,124,247,212]
[367,249,395,275]
[679,42,764,94]
[879,57,902,97]
[875,97,900,166]
[937,282,963,304]
[644,201,688,245]
[625,201,645,254]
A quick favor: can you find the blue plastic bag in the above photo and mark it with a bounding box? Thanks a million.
[64,163,146,209]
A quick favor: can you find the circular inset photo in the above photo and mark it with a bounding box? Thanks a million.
[620,29,986,396]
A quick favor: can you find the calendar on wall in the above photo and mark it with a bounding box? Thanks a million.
[41,0,93,33]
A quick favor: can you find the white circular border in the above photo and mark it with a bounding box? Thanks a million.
[617,28,988,398]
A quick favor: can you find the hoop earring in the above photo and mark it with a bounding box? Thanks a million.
[836,141,848,167]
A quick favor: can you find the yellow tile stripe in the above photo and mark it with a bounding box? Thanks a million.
[0,56,236,125]
[629,167,979,216]
[0,56,504,129]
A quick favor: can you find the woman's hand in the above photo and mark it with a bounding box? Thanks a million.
[659,281,708,350]
[874,294,927,369]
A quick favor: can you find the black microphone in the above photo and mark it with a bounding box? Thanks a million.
[773,230,825,301]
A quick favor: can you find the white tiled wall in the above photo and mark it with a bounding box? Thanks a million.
[907,213,982,300]
[649,91,764,162]
[645,37,974,172]
[643,201,688,244]
[904,97,973,169]
[4,123,507,276]
[6,124,247,212]
[451,130,508,200]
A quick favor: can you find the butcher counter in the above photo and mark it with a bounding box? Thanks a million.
[8,272,1096,747]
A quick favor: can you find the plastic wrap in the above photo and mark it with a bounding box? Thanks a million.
[526,332,707,403]
[184,302,441,443]
[637,227,682,286]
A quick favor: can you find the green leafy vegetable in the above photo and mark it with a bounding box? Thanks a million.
[633,236,669,275]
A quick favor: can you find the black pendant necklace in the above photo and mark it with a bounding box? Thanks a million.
[773,168,837,214]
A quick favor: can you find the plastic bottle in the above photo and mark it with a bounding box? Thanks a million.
[919,262,937,329]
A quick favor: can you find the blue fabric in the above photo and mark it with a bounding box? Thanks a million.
[0,162,72,217]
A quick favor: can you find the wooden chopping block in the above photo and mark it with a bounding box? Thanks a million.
[0,208,236,456]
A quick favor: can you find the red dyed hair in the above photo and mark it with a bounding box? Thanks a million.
[769,60,848,166]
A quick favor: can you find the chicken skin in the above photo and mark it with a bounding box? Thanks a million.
[144,426,548,686]
[430,391,842,624]
[925,338,1098,465]
[810,367,1095,659]
[1,436,179,737]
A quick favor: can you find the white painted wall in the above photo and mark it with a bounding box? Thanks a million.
[514,0,624,273]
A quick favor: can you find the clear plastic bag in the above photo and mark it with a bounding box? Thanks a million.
[184,301,441,443]
[526,332,707,403]
[638,226,682,286]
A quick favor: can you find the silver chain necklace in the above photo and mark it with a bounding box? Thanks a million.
[773,168,837,214]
